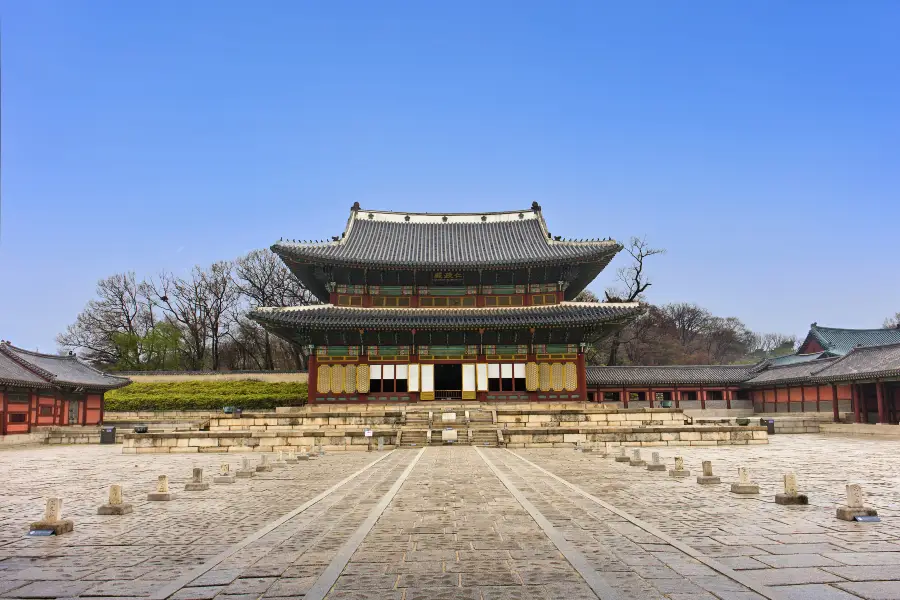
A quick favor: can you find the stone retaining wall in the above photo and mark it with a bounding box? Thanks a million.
[122,423,767,453]
[122,430,398,453]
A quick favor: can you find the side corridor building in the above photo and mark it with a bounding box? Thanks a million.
[0,342,129,434]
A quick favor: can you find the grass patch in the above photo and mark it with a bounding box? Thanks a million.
[105,379,308,411]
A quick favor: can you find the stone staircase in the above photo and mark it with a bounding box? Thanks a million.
[400,430,428,448]
[470,429,499,447]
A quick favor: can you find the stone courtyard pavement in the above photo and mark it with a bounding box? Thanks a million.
[0,435,896,599]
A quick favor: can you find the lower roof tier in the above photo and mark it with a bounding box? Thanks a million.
[251,302,643,346]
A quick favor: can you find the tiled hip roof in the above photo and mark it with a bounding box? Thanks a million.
[273,215,621,269]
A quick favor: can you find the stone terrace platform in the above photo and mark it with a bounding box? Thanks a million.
[122,404,767,453]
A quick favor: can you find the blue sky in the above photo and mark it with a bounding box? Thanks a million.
[1,1,898,352]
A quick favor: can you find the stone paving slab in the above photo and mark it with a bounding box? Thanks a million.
[0,445,385,598]
[1,436,898,599]
[515,435,900,599]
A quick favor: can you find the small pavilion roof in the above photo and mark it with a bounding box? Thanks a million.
[0,349,54,389]
[272,205,621,270]
[0,343,131,391]
[251,302,642,331]
[798,323,900,356]
[586,364,755,387]
[811,343,900,383]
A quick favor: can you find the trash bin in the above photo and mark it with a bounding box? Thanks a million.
[759,418,775,435]
[100,426,117,444]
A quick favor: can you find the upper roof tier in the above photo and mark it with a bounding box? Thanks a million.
[273,203,622,302]
[273,203,620,269]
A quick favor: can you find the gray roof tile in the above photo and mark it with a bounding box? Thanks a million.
[272,207,621,269]
[252,302,642,331]
[742,358,839,386]
[0,344,130,390]
[587,365,755,386]
[811,343,900,382]
[0,351,53,388]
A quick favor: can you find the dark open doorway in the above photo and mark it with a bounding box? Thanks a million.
[434,364,462,400]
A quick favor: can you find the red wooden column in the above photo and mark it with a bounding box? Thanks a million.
[725,388,731,410]
[308,355,318,404]
[852,384,862,423]
[673,385,679,408]
[799,385,805,412]
[622,387,629,409]
[876,380,886,424]
[648,388,654,408]
[0,390,5,435]
[816,385,821,413]
[831,384,839,422]
[700,385,706,410]
[576,353,587,401]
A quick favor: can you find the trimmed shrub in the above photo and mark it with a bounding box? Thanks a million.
[105,379,308,411]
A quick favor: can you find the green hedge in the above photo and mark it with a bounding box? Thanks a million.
[105,380,308,411]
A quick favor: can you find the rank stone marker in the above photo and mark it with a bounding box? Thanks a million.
[775,472,809,505]
[697,460,721,484]
[285,450,299,464]
[730,467,760,495]
[30,498,74,535]
[298,447,310,461]
[272,451,287,468]
[647,451,666,471]
[377,436,384,452]
[836,483,878,521]
[629,448,646,467]
[97,484,134,515]
[256,454,273,472]
[214,463,236,484]
[669,456,690,478]
[615,447,630,462]
[236,457,256,478]
[184,468,210,491]
[149,475,175,501]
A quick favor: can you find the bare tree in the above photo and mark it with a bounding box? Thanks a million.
[57,273,154,366]
[603,236,665,365]
[145,270,209,370]
[884,312,900,329]
[201,261,239,371]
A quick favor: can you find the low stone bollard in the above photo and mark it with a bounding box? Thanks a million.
[775,473,808,505]
[256,454,273,472]
[98,484,134,515]
[272,451,288,468]
[236,457,256,478]
[184,468,210,491]
[614,447,630,463]
[629,449,646,467]
[836,484,877,521]
[148,475,175,501]
[647,452,666,472]
[30,498,74,534]
[285,451,299,465]
[214,463,236,484]
[298,447,311,461]
[697,461,721,485]
[377,437,385,452]
[318,445,325,457]
[730,467,759,495]
[669,456,690,478]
